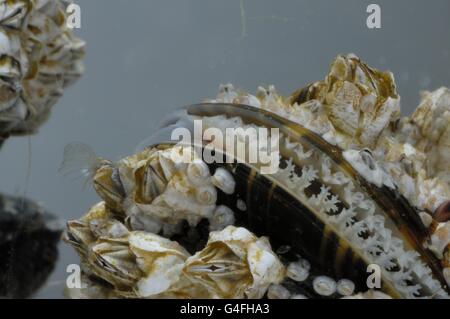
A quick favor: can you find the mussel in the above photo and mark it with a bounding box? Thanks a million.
[143,103,449,299]
[63,54,450,299]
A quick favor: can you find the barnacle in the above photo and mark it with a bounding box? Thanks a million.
[183,226,285,299]
[399,88,450,182]
[64,54,450,299]
[0,0,84,139]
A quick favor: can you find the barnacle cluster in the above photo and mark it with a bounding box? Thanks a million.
[0,0,84,299]
[64,147,285,299]
[65,54,450,299]
[0,0,84,139]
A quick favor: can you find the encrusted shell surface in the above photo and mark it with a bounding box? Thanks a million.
[0,0,84,138]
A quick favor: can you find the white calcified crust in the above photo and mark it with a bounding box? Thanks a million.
[0,0,84,135]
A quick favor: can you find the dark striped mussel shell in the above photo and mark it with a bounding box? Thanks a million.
[144,103,449,299]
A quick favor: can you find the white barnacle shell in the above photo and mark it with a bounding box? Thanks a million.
[211,167,236,195]
[428,222,450,259]
[336,279,355,296]
[187,159,211,186]
[161,176,216,221]
[313,276,337,297]
[287,54,400,150]
[0,1,30,29]
[88,237,142,291]
[417,178,450,213]
[403,88,450,183]
[286,258,310,282]
[419,212,433,228]
[143,159,169,200]
[183,226,285,299]
[89,218,129,239]
[329,55,400,147]
[267,284,291,299]
[64,201,118,254]
[209,84,262,108]
[195,185,218,206]
[257,85,288,112]
[209,205,235,231]
[126,209,163,234]
[343,149,395,189]
[234,92,261,108]
[128,231,190,297]
[206,83,238,104]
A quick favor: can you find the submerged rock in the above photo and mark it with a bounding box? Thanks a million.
[0,194,62,298]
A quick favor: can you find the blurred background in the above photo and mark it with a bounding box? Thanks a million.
[0,0,449,298]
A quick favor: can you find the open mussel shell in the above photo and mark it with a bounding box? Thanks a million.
[143,103,449,299]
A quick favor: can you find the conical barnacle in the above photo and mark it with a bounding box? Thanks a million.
[399,88,450,182]
[293,54,400,148]
[0,0,84,138]
[183,226,285,299]
[360,87,450,218]
[64,54,450,299]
